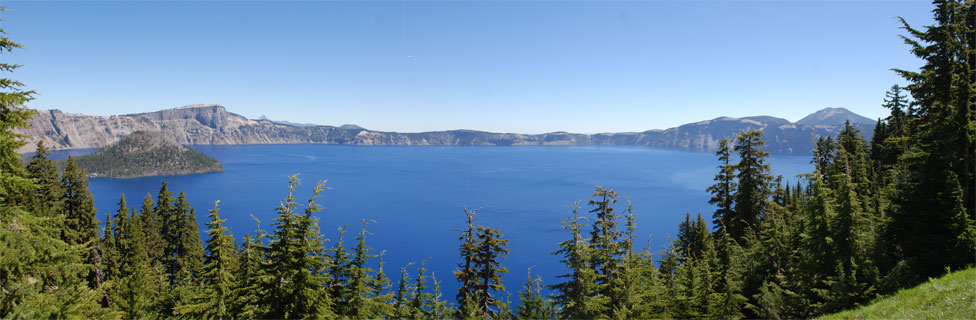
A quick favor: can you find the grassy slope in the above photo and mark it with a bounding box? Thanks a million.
[819,268,976,319]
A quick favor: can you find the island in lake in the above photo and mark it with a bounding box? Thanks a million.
[70,131,223,178]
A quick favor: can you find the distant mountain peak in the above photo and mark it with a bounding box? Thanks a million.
[339,124,365,130]
[796,107,874,126]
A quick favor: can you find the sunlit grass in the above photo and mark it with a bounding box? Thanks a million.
[819,267,976,320]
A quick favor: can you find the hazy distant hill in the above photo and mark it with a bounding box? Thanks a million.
[15,104,874,154]
[71,131,223,178]
[796,107,875,127]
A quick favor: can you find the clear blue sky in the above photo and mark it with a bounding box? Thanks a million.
[3,0,933,133]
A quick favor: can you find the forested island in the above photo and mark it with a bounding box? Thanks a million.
[62,131,223,178]
[1,0,974,319]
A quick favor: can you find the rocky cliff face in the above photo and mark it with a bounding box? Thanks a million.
[15,104,875,154]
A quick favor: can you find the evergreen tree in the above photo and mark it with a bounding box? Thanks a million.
[0,12,110,316]
[884,0,976,286]
[472,225,509,316]
[515,269,556,320]
[61,157,98,247]
[587,186,623,305]
[175,201,238,319]
[232,229,268,319]
[111,195,165,319]
[60,156,104,291]
[708,138,738,234]
[166,190,205,287]
[675,212,711,261]
[551,201,607,319]
[341,219,387,319]
[455,207,479,307]
[258,175,334,319]
[731,129,775,242]
[26,141,63,217]
[393,262,414,319]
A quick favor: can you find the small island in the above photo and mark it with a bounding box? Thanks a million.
[72,131,223,178]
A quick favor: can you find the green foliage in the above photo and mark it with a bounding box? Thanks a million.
[71,131,222,178]
[175,201,238,319]
[819,268,976,320]
[708,138,737,234]
[26,141,63,217]
[515,269,556,320]
[256,175,334,319]
[0,11,110,316]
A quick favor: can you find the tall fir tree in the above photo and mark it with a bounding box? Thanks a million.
[1,10,110,317]
[258,175,334,319]
[175,200,238,319]
[455,207,479,308]
[731,129,775,242]
[884,0,976,286]
[708,138,738,234]
[472,225,509,316]
[551,201,607,319]
[25,141,63,217]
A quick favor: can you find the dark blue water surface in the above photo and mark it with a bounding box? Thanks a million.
[60,145,811,300]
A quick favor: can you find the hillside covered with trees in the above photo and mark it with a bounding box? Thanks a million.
[67,131,223,178]
[1,0,973,319]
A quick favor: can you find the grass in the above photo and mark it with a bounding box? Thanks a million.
[819,267,976,319]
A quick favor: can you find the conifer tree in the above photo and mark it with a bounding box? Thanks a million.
[393,262,415,319]
[515,269,556,320]
[884,0,976,285]
[26,141,63,217]
[455,207,479,307]
[1,12,110,316]
[258,175,334,319]
[166,190,205,287]
[111,196,165,319]
[232,229,268,318]
[175,201,238,319]
[587,186,622,304]
[731,129,775,242]
[472,225,509,316]
[61,157,98,247]
[708,138,738,234]
[327,224,352,308]
[342,219,388,319]
[551,201,607,319]
[61,156,104,290]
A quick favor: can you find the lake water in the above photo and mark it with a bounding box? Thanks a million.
[56,145,812,300]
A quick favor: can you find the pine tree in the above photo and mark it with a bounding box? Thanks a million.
[166,191,205,286]
[175,201,238,319]
[588,186,622,302]
[515,269,556,320]
[1,14,110,316]
[232,230,268,318]
[26,141,63,217]
[342,219,386,319]
[455,207,479,307]
[61,157,98,247]
[731,129,775,242]
[258,175,334,319]
[676,213,711,262]
[327,224,352,309]
[393,262,415,319]
[111,196,165,319]
[472,225,509,316]
[708,138,738,234]
[883,0,976,285]
[61,156,104,291]
[551,201,607,319]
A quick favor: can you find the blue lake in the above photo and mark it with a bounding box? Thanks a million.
[60,145,812,300]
